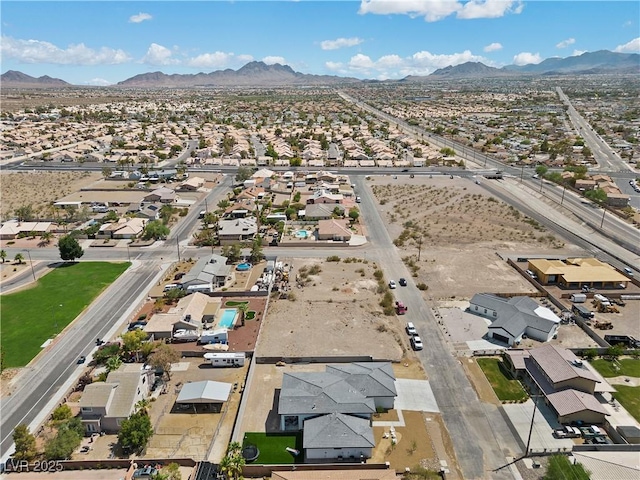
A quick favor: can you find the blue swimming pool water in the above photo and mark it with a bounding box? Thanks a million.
[295,230,309,238]
[236,263,252,271]
[218,308,237,329]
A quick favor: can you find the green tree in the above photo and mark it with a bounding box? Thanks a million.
[101,166,114,179]
[544,454,590,480]
[14,253,25,265]
[235,166,253,183]
[535,164,548,176]
[348,207,360,222]
[584,188,607,205]
[221,243,242,263]
[219,441,245,480]
[14,204,34,222]
[0,249,6,263]
[105,355,123,373]
[160,205,175,225]
[135,399,151,416]
[142,220,170,240]
[51,404,73,422]
[147,343,180,380]
[13,424,37,461]
[118,411,153,453]
[121,329,148,362]
[606,344,624,359]
[249,236,263,264]
[58,234,84,262]
[44,427,81,460]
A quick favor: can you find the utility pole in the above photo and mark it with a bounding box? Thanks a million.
[560,185,567,205]
[176,236,181,262]
[600,205,606,229]
[25,249,36,282]
[520,165,524,183]
[525,395,540,457]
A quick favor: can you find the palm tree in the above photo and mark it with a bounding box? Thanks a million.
[0,249,6,264]
[14,253,24,265]
[135,399,151,416]
[105,355,122,373]
[39,232,53,245]
[237,303,249,327]
[220,442,245,480]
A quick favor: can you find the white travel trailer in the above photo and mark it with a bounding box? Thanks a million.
[204,352,245,367]
[199,329,228,345]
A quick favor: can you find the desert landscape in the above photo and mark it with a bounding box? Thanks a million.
[0,170,101,220]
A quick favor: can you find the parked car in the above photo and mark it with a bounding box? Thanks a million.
[411,335,423,351]
[388,280,397,289]
[355,196,362,203]
[406,322,417,336]
[399,278,407,286]
[77,356,86,364]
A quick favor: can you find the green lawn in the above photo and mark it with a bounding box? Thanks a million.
[1,262,130,367]
[225,301,249,307]
[590,358,640,378]
[242,432,303,464]
[477,358,529,402]
[613,385,640,422]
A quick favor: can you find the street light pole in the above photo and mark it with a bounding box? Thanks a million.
[176,236,181,262]
[525,395,540,457]
[25,249,36,282]
[560,185,566,206]
[600,206,606,229]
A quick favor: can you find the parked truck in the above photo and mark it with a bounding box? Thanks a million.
[395,301,408,315]
[570,293,587,303]
[204,352,245,367]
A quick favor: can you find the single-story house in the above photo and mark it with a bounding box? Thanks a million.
[217,218,257,245]
[527,257,629,289]
[181,254,232,290]
[317,219,352,242]
[80,364,152,433]
[307,190,343,205]
[144,187,176,204]
[303,203,344,221]
[0,221,52,240]
[179,176,205,191]
[278,362,396,462]
[469,294,560,346]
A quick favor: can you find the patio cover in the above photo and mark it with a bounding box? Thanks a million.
[176,380,232,404]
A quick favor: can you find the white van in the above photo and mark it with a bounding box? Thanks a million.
[163,283,180,292]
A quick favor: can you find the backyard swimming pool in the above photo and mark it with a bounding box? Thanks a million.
[295,230,310,239]
[218,308,238,329]
[236,263,252,271]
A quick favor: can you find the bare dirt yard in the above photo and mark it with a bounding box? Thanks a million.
[257,257,411,362]
[369,176,586,302]
[0,170,101,220]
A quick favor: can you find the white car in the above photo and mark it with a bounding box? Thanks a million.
[388,280,397,289]
[406,322,417,336]
[411,335,424,351]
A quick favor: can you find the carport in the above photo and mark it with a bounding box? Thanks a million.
[175,380,232,413]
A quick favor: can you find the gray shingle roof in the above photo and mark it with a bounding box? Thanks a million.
[278,372,376,416]
[303,413,374,449]
[529,344,600,385]
[326,362,397,397]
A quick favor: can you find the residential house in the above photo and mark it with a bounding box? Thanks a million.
[278,362,396,462]
[144,187,176,204]
[181,254,233,291]
[303,204,344,221]
[575,179,596,191]
[80,364,152,434]
[527,258,629,289]
[179,176,205,191]
[307,190,343,205]
[100,218,146,239]
[504,345,610,425]
[317,219,352,242]
[0,221,51,240]
[468,294,560,346]
[136,204,161,221]
[144,292,219,339]
[217,218,257,245]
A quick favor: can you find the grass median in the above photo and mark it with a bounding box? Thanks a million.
[1,261,130,368]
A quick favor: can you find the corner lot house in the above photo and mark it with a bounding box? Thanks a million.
[317,219,352,242]
[469,294,560,346]
[217,218,257,245]
[278,362,396,462]
[80,364,153,433]
[144,187,176,204]
[181,254,232,291]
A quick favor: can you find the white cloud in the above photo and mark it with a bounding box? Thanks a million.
[512,52,542,65]
[337,49,491,78]
[358,0,523,22]
[237,54,254,63]
[483,42,502,52]
[129,13,152,23]
[614,37,640,53]
[262,56,286,65]
[0,36,131,65]
[141,43,179,66]
[457,0,521,20]
[85,78,112,86]
[187,52,231,68]
[556,38,575,49]
[572,49,587,57]
[320,37,364,50]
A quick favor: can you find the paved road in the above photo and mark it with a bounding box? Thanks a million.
[557,87,633,173]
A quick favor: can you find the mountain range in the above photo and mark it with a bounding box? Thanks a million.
[1,50,638,88]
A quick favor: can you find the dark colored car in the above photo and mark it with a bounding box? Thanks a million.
[399,278,407,286]
[77,356,86,364]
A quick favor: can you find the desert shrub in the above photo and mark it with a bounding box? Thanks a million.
[287,292,296,302]
[416,283,428,291]
[326,256,341,262]
[308,265,322,275]
[373,269,384,280]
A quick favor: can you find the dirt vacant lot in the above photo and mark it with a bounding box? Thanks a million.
[370,176,586,302]
[257,258,409,362]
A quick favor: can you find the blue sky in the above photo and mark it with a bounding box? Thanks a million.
[1,1,639,85]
